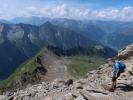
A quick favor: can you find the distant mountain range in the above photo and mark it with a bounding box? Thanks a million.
[10,16,48,25]
[0,16,133,79]
[0,21,107,79]
[49,19,133,49]
[6,17,133,49]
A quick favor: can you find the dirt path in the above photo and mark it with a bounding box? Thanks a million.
[41,51,69,81]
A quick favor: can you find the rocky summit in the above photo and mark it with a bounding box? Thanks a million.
[1,44,133,100]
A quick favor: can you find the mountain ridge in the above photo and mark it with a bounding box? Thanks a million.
[9,17,133,49]
[0,44,116,91]
[0,21,115,80]
[1,44,133,100]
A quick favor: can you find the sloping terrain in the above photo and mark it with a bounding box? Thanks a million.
[0,48,69,90]
[37,49,69,81]
[2,44,133,100]
[0,45,112,91]
[0,22,99,80]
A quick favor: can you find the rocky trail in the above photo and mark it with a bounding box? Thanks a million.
[40,51,69,81]
[1,44,133,100]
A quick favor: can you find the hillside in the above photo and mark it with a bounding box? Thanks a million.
[0,22,100,80]
[1,44,133,100]
[0,44,117,91]
[108,26,133,49]
[50,19,133,49]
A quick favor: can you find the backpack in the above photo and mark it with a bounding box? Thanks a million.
[118,62,126,73]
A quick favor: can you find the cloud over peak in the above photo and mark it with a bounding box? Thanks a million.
[1,3,133,21]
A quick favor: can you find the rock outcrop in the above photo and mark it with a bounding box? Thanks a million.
[1,44,133,100]
[117,44,133,59]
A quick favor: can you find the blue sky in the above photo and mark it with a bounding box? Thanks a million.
[5,0,132,8]
[1,0,133,21]
[3,0,133,8]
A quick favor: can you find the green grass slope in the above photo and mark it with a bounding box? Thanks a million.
[65,55,106,78]
[0,48,48,88]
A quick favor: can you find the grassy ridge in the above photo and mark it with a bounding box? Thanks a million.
[0,48,48,88]
[0,49,106,90]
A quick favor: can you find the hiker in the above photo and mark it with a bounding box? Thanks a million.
[36,56,43,67]
[110,59,126,92]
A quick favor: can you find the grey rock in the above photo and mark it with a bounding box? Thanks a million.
[74,95,85,100]
[0,95,8,100]
[73,82,83,89]
[64,93,75,100]
[118,44,133,59]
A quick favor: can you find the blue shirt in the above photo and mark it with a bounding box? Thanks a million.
[113,63,119,77]
[113,62,125,77]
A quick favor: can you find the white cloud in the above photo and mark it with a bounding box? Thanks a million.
[0,4,133,21]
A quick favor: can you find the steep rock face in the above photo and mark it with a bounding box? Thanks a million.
[8,17,133,49]
[0,23,41,79]
[117,44,133,59]
[10,17,107,43]
[51,19,107,43]
[2,44,133,100]
[39,22,98,49]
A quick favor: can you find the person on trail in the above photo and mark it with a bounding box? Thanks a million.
[36,56,43,67]
[110,59,126,92]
